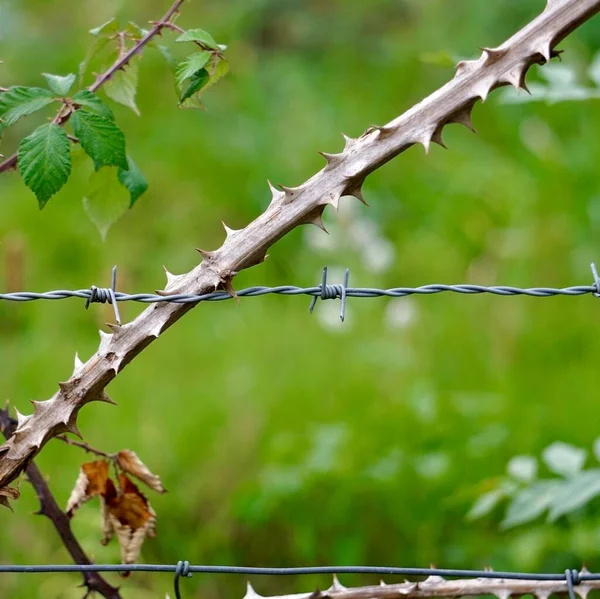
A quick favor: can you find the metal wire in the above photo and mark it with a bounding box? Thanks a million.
[0,563,596,579]
[0,272,598,304]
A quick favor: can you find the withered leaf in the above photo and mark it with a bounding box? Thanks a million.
[66,459,110,517]
[0,485,20,511]
[100,478,117,546]
[105,474,157,568]
[117,449,166,493]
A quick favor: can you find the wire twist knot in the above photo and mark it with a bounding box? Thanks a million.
[84,265,121,325]
[565,568,581,599]
[309,267,350,322]
[174,560,192,599]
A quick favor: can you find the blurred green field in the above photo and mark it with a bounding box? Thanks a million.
[2,0,600,597]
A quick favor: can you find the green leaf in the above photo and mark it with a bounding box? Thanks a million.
[83,166,130,241]
[80,38,110,83]
[203,55,229,92]
[175,51,211,87]
[179,56,229,109]
[118,156,148,206]
[42,73,76,97]
[126,22,149,39]
[180,68,209,104]
[90,18,119,37]
[501,480,561,529]
[467,489,505,521]
[71,110,127,170]
[18,123,71,208]
[104,58,140,115]
[0,86,55,127]
[176,28,219,50]
[156,45,177,70]
[542,441,586,477]
[72,90,114,120]
[548,470,600,521]
[80,18,120,82]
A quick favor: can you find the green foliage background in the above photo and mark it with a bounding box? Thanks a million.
[1,0,600,597]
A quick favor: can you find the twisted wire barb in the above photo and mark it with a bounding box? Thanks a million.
[0,263,598,324]
[0,281,598,302]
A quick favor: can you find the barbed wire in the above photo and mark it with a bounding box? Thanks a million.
[1,264,599,324]
[0,563,594,599]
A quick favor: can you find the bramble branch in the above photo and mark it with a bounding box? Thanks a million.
[1,0,600,491]
[0,0,186,174]
[0,408,121,599]
[245,573,598,599]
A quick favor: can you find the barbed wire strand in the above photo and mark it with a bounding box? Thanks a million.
[1,264,599,324]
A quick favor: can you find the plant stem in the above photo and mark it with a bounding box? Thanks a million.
[56,434,114,459]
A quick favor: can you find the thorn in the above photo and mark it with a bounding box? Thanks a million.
[502,64,530,93]
[380,580,386,587]
[95,391,116,405]
[431,127,448,149]
[98,330,112,352]
[344,181,368,206]
[303,207,328,232]
[196,248,215,261]
[365,124,394,138]
[448,105,476,133]
[341,133,356,150]
[163,266,184,288]
[455,59,479,78]
[326,192,341,211]
[424,575,445,584]
[14,409,30,429]
[31,399,52,416]
[278,184,299,199]
[327,575,347,592]
[148,324,162,339]
[65,421,83,439]
[222,221,237,238]
[480,47,507,63]
[539,39,553,63]
[267,179,286,205]
[222,278,239,304]
[318,151,343,169]
[73,353,84,375]
[475,81,491,102]
[58,381,72,395]
[243,582,262,599]
[106,323,122,335]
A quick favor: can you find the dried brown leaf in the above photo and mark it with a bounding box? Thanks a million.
[100,478,117,546]
[105,474,156,568]
[117,449,166,493]
[66,459,110,517]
